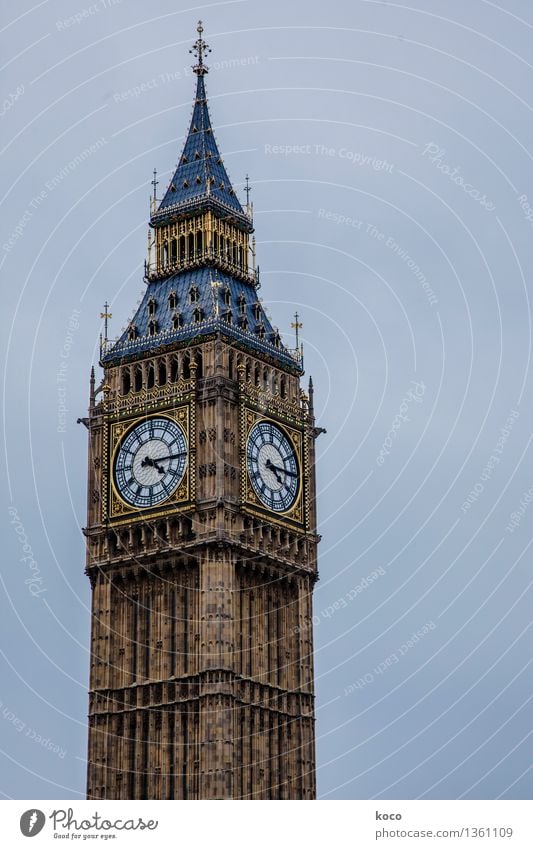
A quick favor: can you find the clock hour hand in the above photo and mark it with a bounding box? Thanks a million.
[141,456,165,474]
[265,459,283,484]
[265,459,297,479]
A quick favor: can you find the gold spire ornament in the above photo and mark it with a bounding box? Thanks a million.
[100,301,112,342]
[190,20,211,75]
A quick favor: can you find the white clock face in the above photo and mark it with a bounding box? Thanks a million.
[114,417,188,508]
[247,420,299,512]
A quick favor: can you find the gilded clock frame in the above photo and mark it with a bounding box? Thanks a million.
[104,404,194,525]
[241,405,308,530]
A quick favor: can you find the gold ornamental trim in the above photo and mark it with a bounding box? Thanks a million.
[240,407,306,527]
[106,406,192,523]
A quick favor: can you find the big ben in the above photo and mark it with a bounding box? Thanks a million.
[83,22,321,800]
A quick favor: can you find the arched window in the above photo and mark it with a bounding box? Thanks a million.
[232,241,238,264]
[128,324,137,341]
[158,361,166,386]
[195,351,203,378]
[183,354,191,379]
[193,307,203,323]
[188,232,195,259]
[170,239,177,264]
[228,351,234,380]
[168,291,177,310]
[196,230,203,256]
[147,298,156,317]
[172,312,182,330]
[253,303,261,322]
[254,364,260,386]
[179,235,186,262]
[134,367,143,392]
[257,323,265,340]
[170,357,179,382]
[121,369,131,395]
[280,376,287,399]
[147,364,155,388]
[148,320,157,336]
[223,287,231,306]
[237,294,246,314]
[189,286,199,303]
[224,309,232,324]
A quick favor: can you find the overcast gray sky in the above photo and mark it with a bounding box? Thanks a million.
[1,0,533,800]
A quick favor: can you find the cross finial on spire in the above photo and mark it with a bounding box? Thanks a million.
[190,20,211,75]
[151,168,158,214]
[100,301,112,342]
[244,174,251,206]
[291,311,303,349]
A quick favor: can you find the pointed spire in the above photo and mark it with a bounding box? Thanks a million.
[153,22,248,227]
[89,366,95,411]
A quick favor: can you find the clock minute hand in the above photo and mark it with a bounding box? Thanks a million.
[150,451,187,463]
[265,459,298,478]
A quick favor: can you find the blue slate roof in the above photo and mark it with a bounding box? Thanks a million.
[102,266,301,372]
[102,35,301,374]
[151,74,249,228]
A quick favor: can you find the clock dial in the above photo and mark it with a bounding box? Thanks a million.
[114,416,188,508]
[247,420,299,512]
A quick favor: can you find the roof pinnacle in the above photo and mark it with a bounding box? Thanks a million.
[190,20,211,75]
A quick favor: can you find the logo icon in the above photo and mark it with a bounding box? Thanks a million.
[20,809,45,837]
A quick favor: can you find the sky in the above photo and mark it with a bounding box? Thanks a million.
[1,0,533,801]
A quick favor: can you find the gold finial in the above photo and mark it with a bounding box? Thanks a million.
[150,168,158,214]
[190,20,211,75]
[100,301,112,342]
[291,311,303,349]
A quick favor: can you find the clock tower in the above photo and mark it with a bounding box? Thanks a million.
[83,22,321,800]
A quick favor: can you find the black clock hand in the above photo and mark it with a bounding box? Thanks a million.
[141,451,186,467]
[141,456,165,474]
[265,459,298,478]
[265,461,283,485]
[150,451,187,463]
